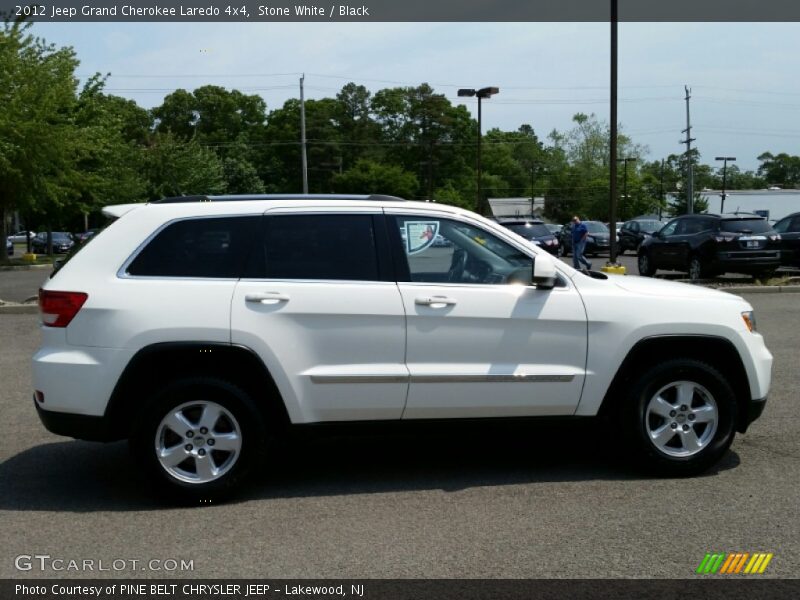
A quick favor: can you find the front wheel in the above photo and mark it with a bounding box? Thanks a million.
[688,256,710,281]
[621,359,736,476]
[131,377,266,503]
[638,252,656,276]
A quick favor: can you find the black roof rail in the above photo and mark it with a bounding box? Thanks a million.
[152,193,407,204]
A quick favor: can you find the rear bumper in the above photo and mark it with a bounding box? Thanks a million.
[712,251,780,271]
[35,400,117,442]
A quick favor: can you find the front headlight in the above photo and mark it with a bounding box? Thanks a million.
[742,311,757,333]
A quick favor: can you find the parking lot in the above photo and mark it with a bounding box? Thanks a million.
[1,286,798,578]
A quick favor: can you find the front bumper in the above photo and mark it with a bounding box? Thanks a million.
[739,396,767,433]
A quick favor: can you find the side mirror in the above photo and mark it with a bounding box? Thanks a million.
[532,256,556,290]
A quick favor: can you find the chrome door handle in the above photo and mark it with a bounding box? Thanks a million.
[245,292,290,304]
[415,295,457,308]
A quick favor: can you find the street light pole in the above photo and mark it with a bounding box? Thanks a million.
[715,156,736,213]
[617,157,636,216]
[458,86,499,216]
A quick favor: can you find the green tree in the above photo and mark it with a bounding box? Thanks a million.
[332,159,418,198]
[0,22,81,259]
[143,133,226,199]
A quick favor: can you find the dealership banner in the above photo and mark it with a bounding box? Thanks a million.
[1,0,800,22]
[4,579,800,600]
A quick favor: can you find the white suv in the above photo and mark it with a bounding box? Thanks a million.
[33,195,772,501]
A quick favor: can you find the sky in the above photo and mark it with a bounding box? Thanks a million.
[33,21,800,172]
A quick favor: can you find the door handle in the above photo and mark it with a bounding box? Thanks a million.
[245,292,290,304]
[415,295,457,308]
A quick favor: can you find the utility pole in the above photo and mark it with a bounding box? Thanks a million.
[300,74,308,194]
[617,157,636,218]
[658,159,665,219]
[530,167,535,218]
[609,0,619,263]
[680,85,696,214]
[715,156,736,213]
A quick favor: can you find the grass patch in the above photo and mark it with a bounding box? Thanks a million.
[0,255,55,266]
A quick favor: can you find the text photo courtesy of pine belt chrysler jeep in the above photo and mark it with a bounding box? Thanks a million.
[32,195,772,502]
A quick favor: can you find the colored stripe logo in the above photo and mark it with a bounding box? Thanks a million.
[696,552,773,574]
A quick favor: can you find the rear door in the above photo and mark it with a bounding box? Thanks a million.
[386,209,588,419]
[774,215,800,266]
[231,207,408,424]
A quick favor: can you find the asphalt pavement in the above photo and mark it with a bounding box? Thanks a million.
[0,293,798,579]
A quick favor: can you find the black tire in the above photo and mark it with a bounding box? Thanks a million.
[755,269,776,281]
[688,255,709,281]
[558,243,568,257]
[637,251,656,276]
[131,377,267,504]
[621,359,737,476]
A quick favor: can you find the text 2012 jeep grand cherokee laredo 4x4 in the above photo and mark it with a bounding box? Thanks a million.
[33,195,772,502]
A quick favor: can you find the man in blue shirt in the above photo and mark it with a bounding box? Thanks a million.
[571,215,592,271]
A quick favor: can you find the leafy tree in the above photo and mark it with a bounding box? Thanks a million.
[757,152,800,187]
[0,21,81,259]
[332,159,418,198]
[143,133,226,199]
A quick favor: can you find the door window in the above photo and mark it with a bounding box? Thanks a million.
[659,220,679,237]
[390,216,531,285]
[248,214,381,281]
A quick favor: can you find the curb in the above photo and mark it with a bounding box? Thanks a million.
[0,304,38,314]
[714,285,800,295]
[0,264,53,272]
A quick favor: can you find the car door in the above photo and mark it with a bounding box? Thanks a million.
[648,219,679,269]
[386,209,588,419]
[774,215,800,266]
[231,207,408,424]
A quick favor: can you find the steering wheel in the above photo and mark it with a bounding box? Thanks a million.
[447,248,468,282]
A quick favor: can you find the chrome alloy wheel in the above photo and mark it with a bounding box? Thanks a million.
[645,381,718,458]
[155,400,242,484]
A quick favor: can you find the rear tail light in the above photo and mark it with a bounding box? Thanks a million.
[38,289,88,327]
[713,233,738,242]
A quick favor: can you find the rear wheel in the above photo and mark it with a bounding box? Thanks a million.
[621,359,736,475]
[637,251,655,276]
[688,256,709,281]
[131,377,266,503]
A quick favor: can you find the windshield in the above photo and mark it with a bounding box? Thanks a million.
[636,220,662,233]
[506,223,551,238]
[585,222,609,233]
[721,219,773,234]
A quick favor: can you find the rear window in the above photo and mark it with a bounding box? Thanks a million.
[720,219,773,234]
[585,222,609,233]
[127,216,258,278]
[505,223,552,238]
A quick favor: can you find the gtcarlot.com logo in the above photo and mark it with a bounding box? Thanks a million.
[14,554,194,572]
[696,552,774,575]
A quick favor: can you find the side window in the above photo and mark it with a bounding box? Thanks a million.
[390,216,531,285]
[773,218,790,233]
[257,214,380,281]
[126,216,258,278]
[792,217,800,232]
[630,222,640,233]
[659,220,679,237]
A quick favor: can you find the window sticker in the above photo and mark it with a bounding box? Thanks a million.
[404,221,440,255]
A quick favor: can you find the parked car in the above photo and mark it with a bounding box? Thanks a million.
[544,223,562,236]
[31,232,75,254]
[637,214,781,280]
[8,230,36,244]
[558,221,611,257]
[772,211,800,268]
[500,219,560,255]
[619,219,664,254]
[5,237,12,256]
[33,194,772,502]
[77,229,100,243]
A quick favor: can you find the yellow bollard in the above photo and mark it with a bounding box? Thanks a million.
[601,264,627,275]
[22,253,37,263]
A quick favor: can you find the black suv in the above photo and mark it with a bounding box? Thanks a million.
[637,214,781,280]
[772,212,800,268]
[499,219,560,255]
[558,221,610,257]
[619,218,664,254]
